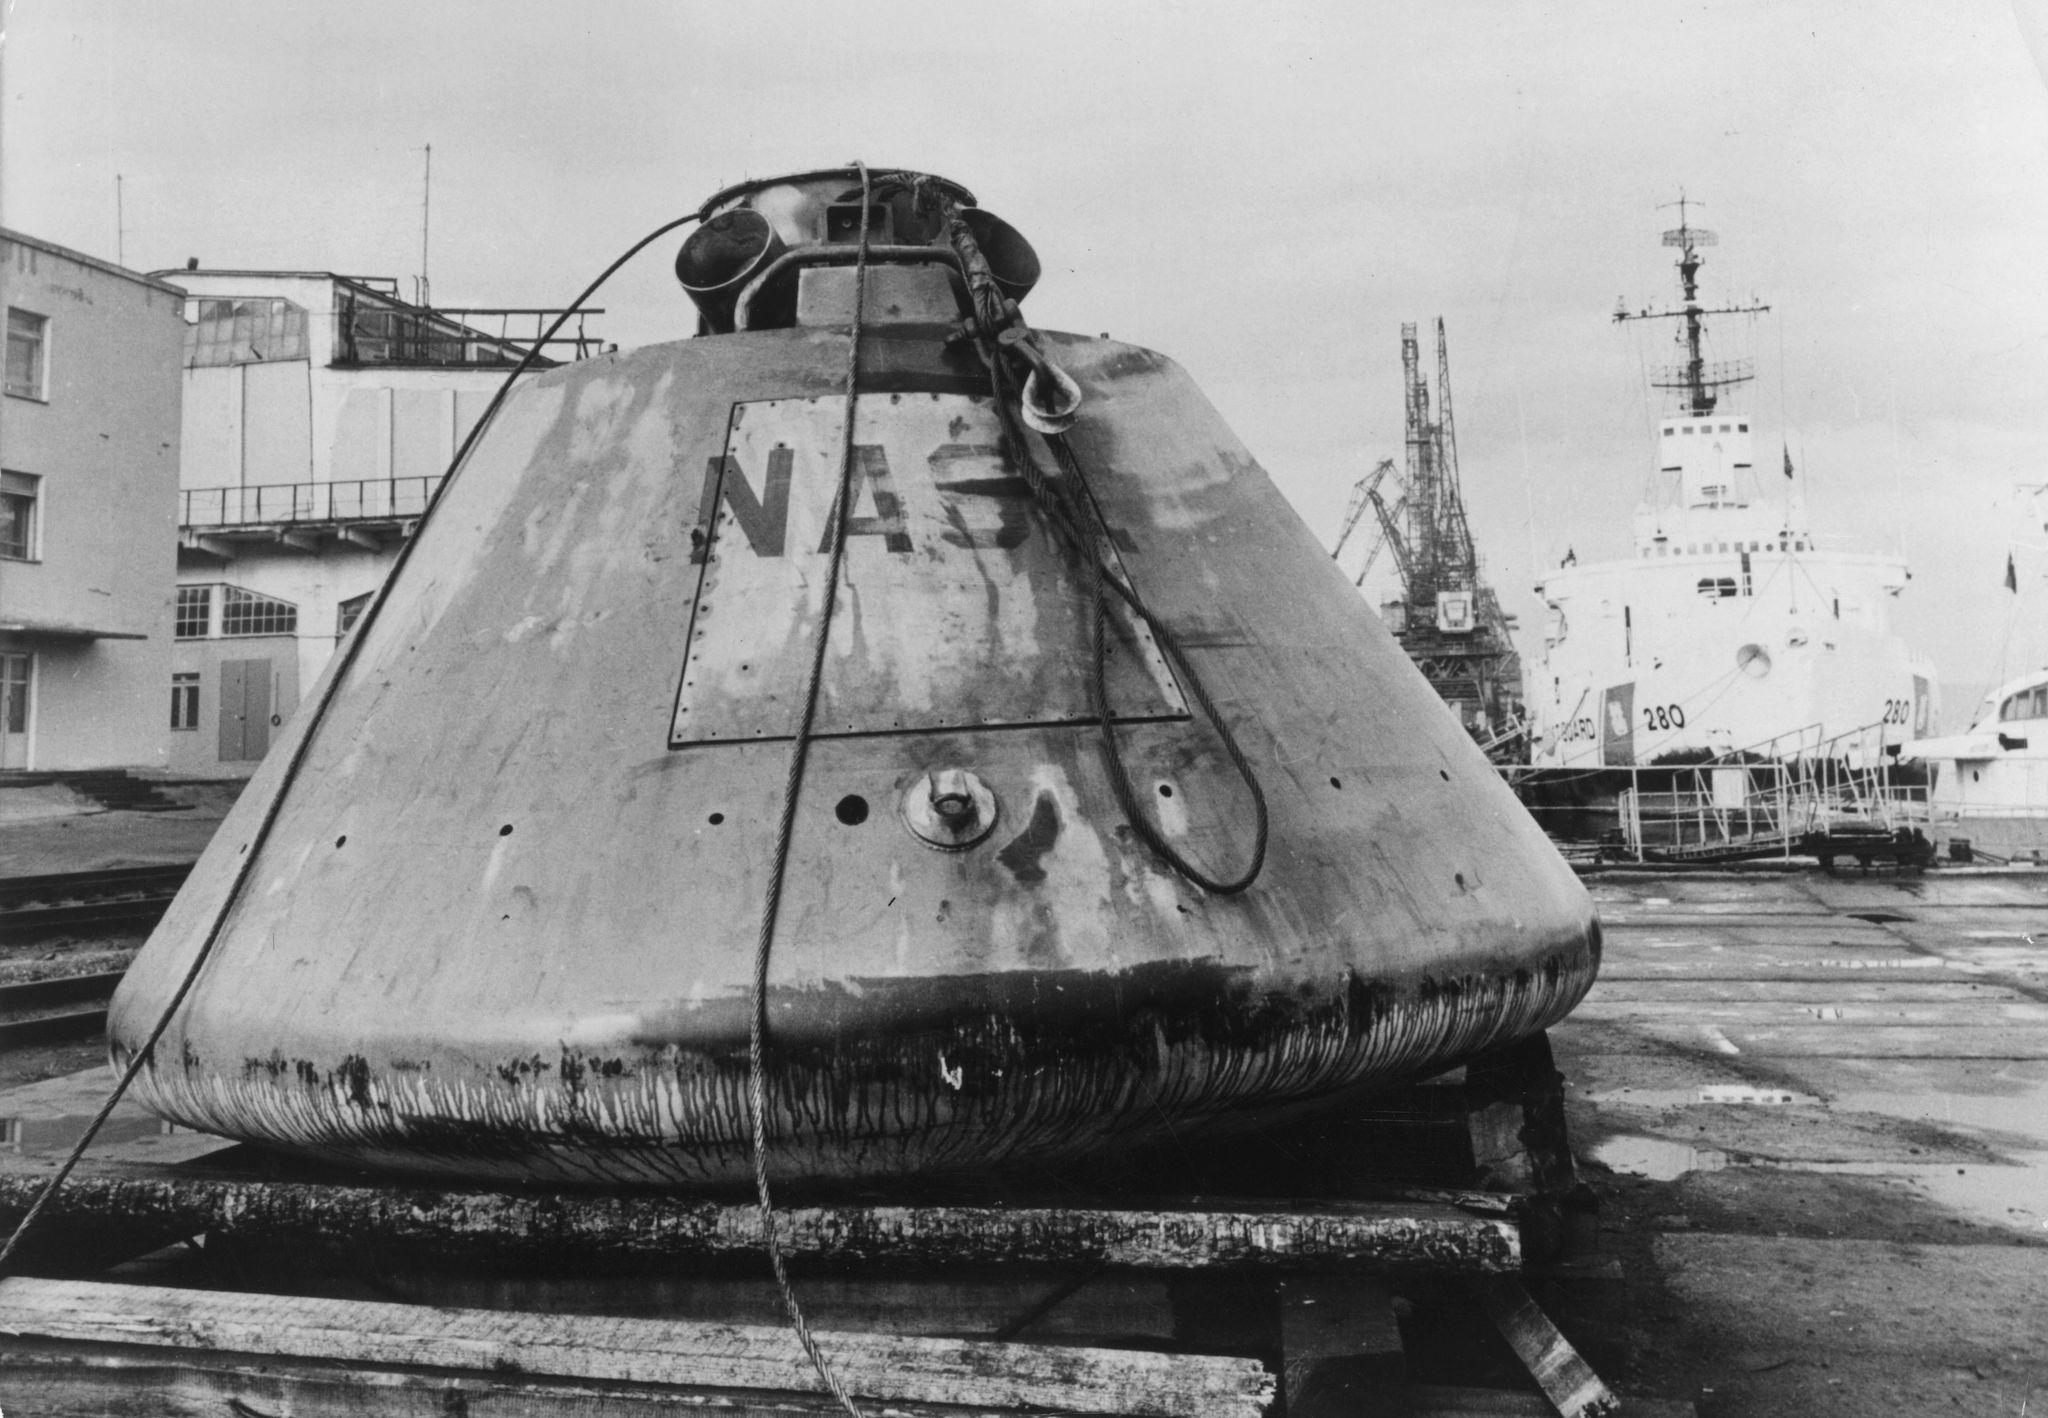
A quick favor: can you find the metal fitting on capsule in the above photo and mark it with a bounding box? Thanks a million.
[996,327,1083,434]
[901,768,998,850]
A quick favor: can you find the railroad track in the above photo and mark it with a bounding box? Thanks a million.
[0,970,124,1048]
[0,863,191,944]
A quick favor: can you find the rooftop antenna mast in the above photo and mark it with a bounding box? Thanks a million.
[1613,194,1769,415]
[418,143,432,308]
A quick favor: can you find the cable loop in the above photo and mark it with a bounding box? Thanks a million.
[961,294,1269,896]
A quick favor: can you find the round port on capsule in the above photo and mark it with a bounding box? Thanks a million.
[901,768,998,850]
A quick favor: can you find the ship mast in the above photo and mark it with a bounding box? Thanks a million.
[1614,195,1769,415]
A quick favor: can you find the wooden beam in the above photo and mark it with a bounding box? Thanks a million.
[0,1172,1522,1276]
[0,1277,1275,1418]
[1472,1277,1616,1418]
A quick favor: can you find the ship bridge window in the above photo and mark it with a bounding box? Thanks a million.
[1682,426,1695,435]
[1739,423,1749,432]
[1697,577,1738,598]
[1996,688,2047,721]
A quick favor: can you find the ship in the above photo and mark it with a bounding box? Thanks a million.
[1906,500,2048,859]
[108,167,1599,1188]
[1527,202,1937,770]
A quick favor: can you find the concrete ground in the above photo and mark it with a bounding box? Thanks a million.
[1548,867,2048,1416]
[0,781,240,876]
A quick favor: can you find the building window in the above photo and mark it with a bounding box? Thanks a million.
[336,591,373,640]
[171,672,201,730]
[0,471,37,560]
[220,586,297,637]
[175,585,213,638]
[5,309,46,398]
[183,297,308,368]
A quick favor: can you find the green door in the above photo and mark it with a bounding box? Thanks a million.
[218,658,272,762]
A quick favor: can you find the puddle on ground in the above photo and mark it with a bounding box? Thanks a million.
[0,1112,179,1156]
[1593,1135,1730,1180]
[1584,1086,1824,1108]
[1593,1080,2048,1234]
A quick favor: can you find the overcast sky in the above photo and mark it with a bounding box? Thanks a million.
[5,0,2047,722]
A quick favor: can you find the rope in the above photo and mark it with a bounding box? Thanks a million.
[746,161,873,1418]
[0,210,704,1276]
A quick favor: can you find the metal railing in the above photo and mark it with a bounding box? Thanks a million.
[180,477,442,529]
[1505,716,1936,865]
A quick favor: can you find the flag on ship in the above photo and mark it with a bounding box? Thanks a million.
[2007,552,2019,593]
[1783,444,1794,479]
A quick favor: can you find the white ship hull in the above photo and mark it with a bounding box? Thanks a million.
[1530,537,1935,767]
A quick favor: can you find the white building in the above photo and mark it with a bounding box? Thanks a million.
[158,268,598,773]
[0,230,185,772]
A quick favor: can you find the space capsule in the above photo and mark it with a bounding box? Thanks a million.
[108,169,1599,1187]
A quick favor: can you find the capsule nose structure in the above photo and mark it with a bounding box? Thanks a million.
[109,169,1600,1188]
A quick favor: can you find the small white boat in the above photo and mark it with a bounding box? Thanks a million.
[1906,671,2048,856]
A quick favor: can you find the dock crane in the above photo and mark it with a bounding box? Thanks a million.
[1331,320,1523,753]
[1331,457,1405,588]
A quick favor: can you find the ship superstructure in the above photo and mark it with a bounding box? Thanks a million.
[1528,203,1936,767]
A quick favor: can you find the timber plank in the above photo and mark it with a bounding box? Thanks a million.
[0,1342,1259,1418]
[1473,1277,1616,1418]
[0,1173,1521,1275]
[0,1345,918,1418]
[0,1277,1276,1418]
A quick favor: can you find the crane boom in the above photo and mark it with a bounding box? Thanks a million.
[1331,458,1397,563]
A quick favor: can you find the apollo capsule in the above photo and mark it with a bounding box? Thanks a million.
[108,169,1600,1187]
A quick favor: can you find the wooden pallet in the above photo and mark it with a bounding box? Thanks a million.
[0,1033,1684,1417]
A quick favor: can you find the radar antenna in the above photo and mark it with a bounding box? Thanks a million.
[1613,194,1769,415]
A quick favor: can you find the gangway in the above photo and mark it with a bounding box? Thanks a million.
[1617,718,1932,865]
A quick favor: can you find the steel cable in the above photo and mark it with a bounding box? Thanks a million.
[746,162,874,1418]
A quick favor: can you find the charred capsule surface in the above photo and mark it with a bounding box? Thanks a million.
[109,169,1599,1187]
